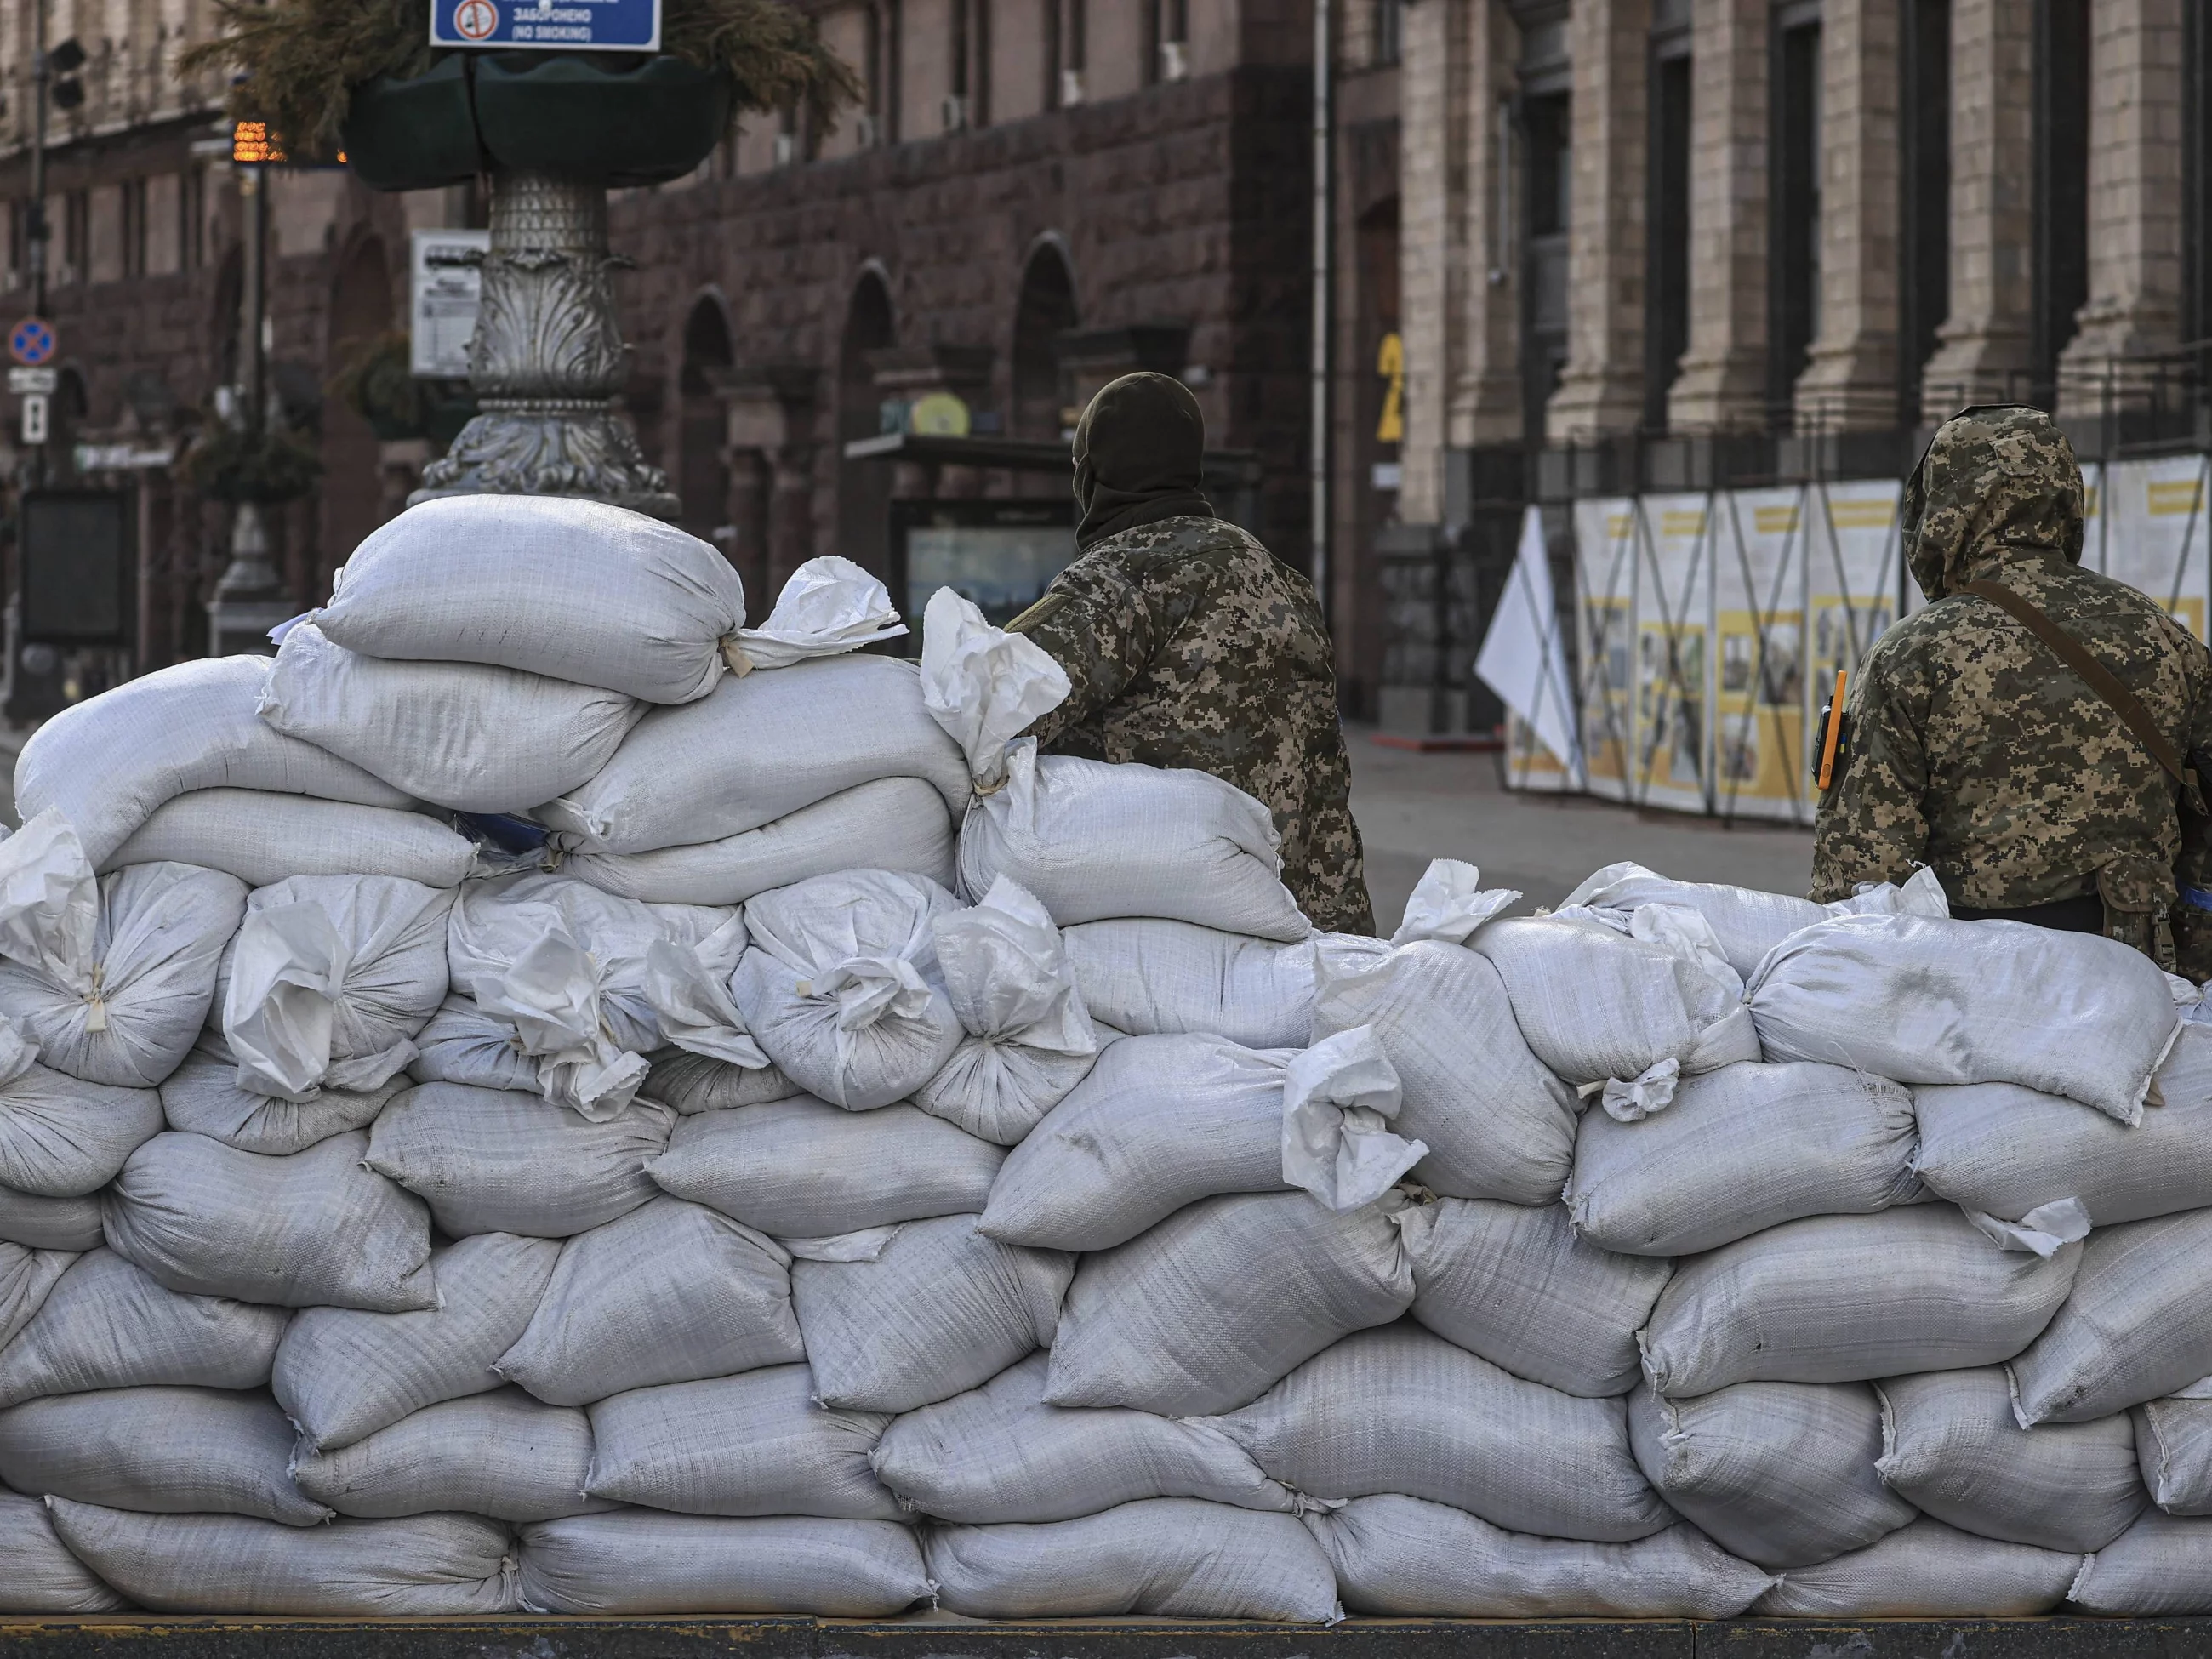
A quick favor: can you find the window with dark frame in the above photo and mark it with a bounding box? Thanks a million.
[1516,4,1572,449]
[1769,4,1821,422]
[2032,0,2090,403]
[1899,0,1950,426]
[1372,0,1404,67]
[1645,25,1694,432]
[2186,0,2212,369]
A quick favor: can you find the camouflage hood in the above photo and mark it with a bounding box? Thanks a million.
[1901,406,2085,601]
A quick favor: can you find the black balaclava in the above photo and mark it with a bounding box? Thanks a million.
[1071,372,1216,551]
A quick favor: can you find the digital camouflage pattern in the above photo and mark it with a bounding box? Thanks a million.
[1811,406,2212,965]
[1008,513,1375,935]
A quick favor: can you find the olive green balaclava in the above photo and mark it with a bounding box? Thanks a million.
[1071,371,1215,550]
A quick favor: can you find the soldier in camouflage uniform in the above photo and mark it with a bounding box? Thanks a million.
[1811,404,2212,971]
[1007,372,1376,934]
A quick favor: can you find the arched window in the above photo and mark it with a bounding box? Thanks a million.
[1011,242,1078,443]
[678,295,734,550]
[837,269,897,573]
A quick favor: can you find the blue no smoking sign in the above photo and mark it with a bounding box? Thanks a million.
[9,318,54,368]
[430,0,660,51]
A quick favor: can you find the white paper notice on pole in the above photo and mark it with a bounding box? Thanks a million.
[411,228,491,379]
[2107,454,2210,641]
[1479,505,1583,793]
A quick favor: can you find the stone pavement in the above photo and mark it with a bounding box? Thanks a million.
[1347,731,1815,934]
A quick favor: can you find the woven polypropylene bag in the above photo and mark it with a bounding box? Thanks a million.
[1215,1325,1669,1544]
[315,494,746,704]
[1752,1518,2080,1618]
[0,1058,162,1199]
[14,656,412,870]
[1748,910,2179,1124]
[1310,1494,1775,1619]
[516,1512,931,1616]
[2009,1208,2212,1425]
[1877,1366,2144,1551]
[0,1487,128,1612]
[0,1188,100,1251]
[2072,1512,2212,1613]
[1559,863,1824,980]
[871,1350,1296,1524]
[160,1039,403,1158]
[925,1498,1341,1622]
[291,1388,610,1523]
[0,1248,288,1410]
[1626,1378,1913,1569]
[2135,1394,2212,1514]
[259,619,645,813]
[1062,919,1336,1051]
[107,790,476,889]
[48,1499,519,1616]
[0,1244,70,1350]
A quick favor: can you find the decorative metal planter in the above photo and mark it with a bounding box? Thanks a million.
[339,54,733,516]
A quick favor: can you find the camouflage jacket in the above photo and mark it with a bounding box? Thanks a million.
[1811,408,2212,933]
[1008,514,1376,935]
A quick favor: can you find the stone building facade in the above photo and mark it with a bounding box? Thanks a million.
[0,0,1430,713]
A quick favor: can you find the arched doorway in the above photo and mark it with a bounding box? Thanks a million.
[836,269,896,574]
[321,236,394,593]
[678,296,734,554]
[1011,241,1078,446]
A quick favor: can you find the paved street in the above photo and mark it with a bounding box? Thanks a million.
[1348,731,1816,934]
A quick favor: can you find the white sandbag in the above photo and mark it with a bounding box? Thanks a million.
[259,619,644,812]
[407,995,539,1093]
[1915,1023,2212,1226]
[14,656,413,869]
[1309,941,1577,1206]
[872,1351,1297,1523]
[0,815,246,1088]
[292,1389,609,1522]
[793,1213,1070,1414]
[979,1034,1291,1252]
[562,778,955,906]
[724,555,909,668]
[917,584,1072,792]
[1568,1062,1919,1257]
[1560,862,1825,980]
[276,1231,560,1451]
[1311,1494,1775,1619]
[48,1498,518,1616]
[315,494,746,704]
[926,1498,1341,1622]
[160,1036,402,1157]
[2010,1208,2212,1425]
[2138,1394,2212,1514]
[517,1512,931,1616]
[0,1386,328,1525]
[912,877,1099,1143]
[639,1046,801,1113]
[959,741,1309,941]
[1753,1517,2079,1617]
[0,1249,288,1409]
[0,1486,127,1611]
[1628,1379,1913,1569]
[1640,1206,2080,1396]
[647,1094,1002,1238]
[497,1196,801,1406]
[1877,1367,2143,1551]
[0,1245,74,1350]
[108,790,476,889]
[364,1082,671,1239]
[1049,1192,1415,1417]
[448,873,760,1121]
[0,1188,100,1251]
[1061,919,1343,1051]
[1471,909,1757,1091]
[1401,1199,1672,1397]
[0,1037,162,1197]
[585,1364,897,1519]
[1748,910,2179,1124]
[729,870,964,1110]
[2072,1512,2212,1614]
[538,656,971,853]
[1218,1325,1668,1542]
[1278,1026,1427,1211]
[214,876,453,1103]
[105,1131,434,1312]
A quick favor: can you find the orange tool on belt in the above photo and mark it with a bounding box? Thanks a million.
[1816,669,1849,791]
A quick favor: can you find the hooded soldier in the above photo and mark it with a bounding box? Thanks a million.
[1006,371,1374,935]
[1811,404,2212,972]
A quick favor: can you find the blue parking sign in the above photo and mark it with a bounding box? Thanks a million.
[431,0,661,52]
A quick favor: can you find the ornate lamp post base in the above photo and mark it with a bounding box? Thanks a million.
[411,169,678,518]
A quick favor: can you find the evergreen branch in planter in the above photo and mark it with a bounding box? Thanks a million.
[181,414,326,506]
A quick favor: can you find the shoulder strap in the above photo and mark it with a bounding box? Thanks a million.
[1958,579,2204,811]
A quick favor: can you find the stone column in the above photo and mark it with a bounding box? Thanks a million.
[2056,0,2185,418]
[1546,0,1653,444]
[1917,0,2035,421]
[1794,0,1901,433]
[1447,3,1530,453]
[1394,0,1469,523]
[1668,0,1769,433]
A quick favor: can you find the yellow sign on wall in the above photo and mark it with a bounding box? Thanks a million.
[1376,333,1404,444]
[908,391,972,437]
